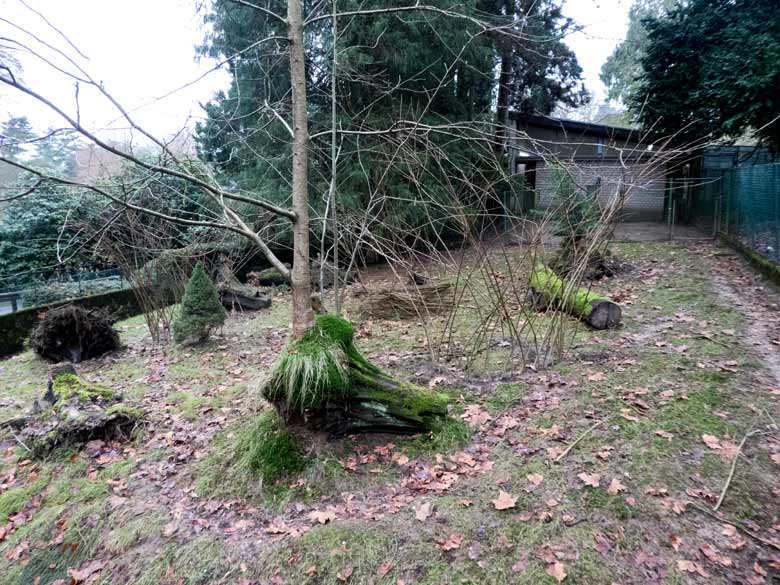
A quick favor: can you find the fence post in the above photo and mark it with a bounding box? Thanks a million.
[667,180,674,241]
[775,165,780,264]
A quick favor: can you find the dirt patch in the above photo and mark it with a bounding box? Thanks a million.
[710,247,780,386]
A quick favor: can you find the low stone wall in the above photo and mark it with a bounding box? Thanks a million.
[0,288,146,358]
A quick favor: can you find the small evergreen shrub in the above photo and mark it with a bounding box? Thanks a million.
[234,410,307,482]
[172,262,227,344]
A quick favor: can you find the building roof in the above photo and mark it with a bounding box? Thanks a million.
[513,114,639,142]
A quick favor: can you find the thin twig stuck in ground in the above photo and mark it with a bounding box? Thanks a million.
[554,419,605,463]
[688,502,780,552]
[713,424,760,512]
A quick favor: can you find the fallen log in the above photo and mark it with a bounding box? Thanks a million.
[530,263,622,330]
[354,282,453,319]
[263,314,449,436]
[219,281,272,311]
[248,260,356,289]
[249,266,290,287]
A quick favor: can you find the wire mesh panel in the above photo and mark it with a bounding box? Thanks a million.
[687,172,723,235]
[0,267,127,315]
[722,163,780,264]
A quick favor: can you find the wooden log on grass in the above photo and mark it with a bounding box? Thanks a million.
[219,281,272,311]
[530,263,622,330]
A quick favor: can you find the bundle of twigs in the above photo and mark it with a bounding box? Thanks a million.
[355,282,453,319]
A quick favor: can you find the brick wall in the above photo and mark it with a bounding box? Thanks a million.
[534,160,666,221]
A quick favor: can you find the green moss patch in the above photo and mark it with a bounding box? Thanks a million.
[234,410,307,483]
[51,373,116,402]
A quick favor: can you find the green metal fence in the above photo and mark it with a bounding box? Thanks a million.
[720,163,780,264]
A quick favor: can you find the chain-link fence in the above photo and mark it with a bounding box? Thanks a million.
[0,267,128,315]
[720,163,780,264]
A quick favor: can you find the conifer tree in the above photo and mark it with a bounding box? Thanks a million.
[173,262,227,344]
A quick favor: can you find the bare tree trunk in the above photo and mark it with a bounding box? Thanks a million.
[330,0,342,315]
[494,0,513,152]
[288,0,315,338]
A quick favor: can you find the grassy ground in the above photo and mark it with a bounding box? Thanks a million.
[1,241,779,584]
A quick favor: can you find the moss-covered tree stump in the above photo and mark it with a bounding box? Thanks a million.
[0,364,142,455]
[263,315,449,436]
[530,263,622,330]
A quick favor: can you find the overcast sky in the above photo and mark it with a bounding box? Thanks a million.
[0,0,631,138]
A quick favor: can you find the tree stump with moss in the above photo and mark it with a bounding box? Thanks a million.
[263,315,449,436]
[530,263,622,330]
[0,364,142,455]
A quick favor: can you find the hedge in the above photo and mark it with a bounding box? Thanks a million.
[0,287,147,358]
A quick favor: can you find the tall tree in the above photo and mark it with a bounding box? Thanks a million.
[632,0,780,151]
[32,129,81,177]
[196,0,587,247]
[479,0,589,148]
[599,0,677,104]
[0,116,35,162]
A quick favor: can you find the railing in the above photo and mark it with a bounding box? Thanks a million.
[0,267,128,315]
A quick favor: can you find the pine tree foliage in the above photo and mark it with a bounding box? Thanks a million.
[195,0,588,249]
[632,0,780,151]
[173,261,227,344]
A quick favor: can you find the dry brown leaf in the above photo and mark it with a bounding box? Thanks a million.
[587,372,606,382]
[661,497,688,515]
[461,405,492,427]
[677,559,710,577]
[393,454,410,466]
[414,502,433,522]
[700,544,732,567]
[336,566,353,582]
[702,434,722,450]
[620,409,640,423]
[607,478,626,495]
[428,376,447,388]
[546,446,564,460]
[655,430,674,441]
[377,563,393,576]
[437,533,464,551]
[669,534,683,551]
[545,561,568,582]
[527,473,544,486]
[67,560,107,583]
[578,472,601,488]
[309,509,337,525]
[492,490,518,510]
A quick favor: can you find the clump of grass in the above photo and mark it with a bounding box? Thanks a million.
[234,410,307,483]
[405,416,472,456]
[0,487,29,523]
[263,316,351,412]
